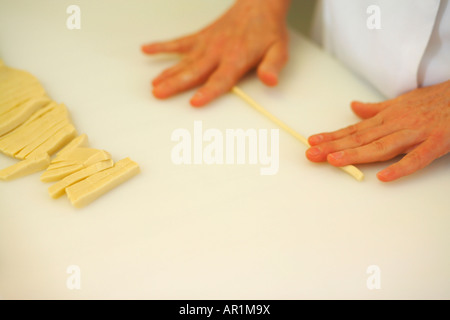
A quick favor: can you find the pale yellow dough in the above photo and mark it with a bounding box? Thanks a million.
[0,102,74,159]
[15,118,70,159]
[46,161,80,171]
[0,102,58,150]
[26,123,77,159]
[48,160,114,199]
[1,62,140,207]
[52,148,111,167]
[66,158,140,208]
[0,153,50,181]
[0,97,51,137]
[41,147,111,182]
[231,86,364,181]
[0,64,46,116]
[40,163,84,182]
[55,134,89,158]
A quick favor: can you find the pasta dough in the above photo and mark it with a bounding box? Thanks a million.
[66,158,140,208]
[0,153,50,181]
[231,86,364,181]
[48,160,114,198]
[41,147,111,182]
[0,97,51,136]
[0,61,140,207]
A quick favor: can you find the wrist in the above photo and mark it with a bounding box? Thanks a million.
[235,0,291,17]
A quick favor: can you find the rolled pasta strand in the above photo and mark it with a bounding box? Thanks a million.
[231,86,364,182]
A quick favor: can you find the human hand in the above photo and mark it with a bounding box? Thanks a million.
[306,80,450,182]
[141,0,290,107]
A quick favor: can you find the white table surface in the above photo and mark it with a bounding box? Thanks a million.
[0,0,449,299]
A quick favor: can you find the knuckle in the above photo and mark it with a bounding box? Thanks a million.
[203,79,226,97]
[225,56,247,72]
[215,67,241,87]
[189,61,208,77]
[176,70,195,83]
[406,151,424,168]
[176,37,194,52]
[161,77,178,90]
[220,74,237,90]
[182,54,198,65]
[346,124,358,135]
[372,140,387,153]
[224,43,245,60]
[373,114,385,126]
[350,133,364,145]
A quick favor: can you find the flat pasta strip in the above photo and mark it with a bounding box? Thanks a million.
[0,153,50,181]
[0,65,46,115]
[48,160,114,199]
[0,97,51,137]
[1,61,140,208]
[46,161,80,171]
[26,123,77,159]
[0,102,57,148]
[15,119,70,159]
[0,87,46,115]
[66,158,140,208]
[54,134,89,158]
[40,163,84,182]
[52,147,105,164]
[42,147,111,182]
[0,102,63,154]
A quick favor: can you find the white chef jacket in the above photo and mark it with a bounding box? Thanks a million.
[312,0,450,98]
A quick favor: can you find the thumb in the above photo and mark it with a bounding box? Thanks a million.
[257,39,289,87]
[351,100,389,119]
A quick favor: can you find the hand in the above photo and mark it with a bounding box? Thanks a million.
[306,80,450,182]
[141,0,290,107]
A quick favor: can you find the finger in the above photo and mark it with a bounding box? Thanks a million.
[351,100,390,119]
[326,130,421,166]
[152,57,193,87]
[308,116,382,146]
[190,61,250,107]
[306,125,397,162]
[257,40,289,87]
[376,137,447,182]
[141,35,195,54]
[152,57,218,99]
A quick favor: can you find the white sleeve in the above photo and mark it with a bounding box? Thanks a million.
[310,0,443,99]
[418,0,450,88]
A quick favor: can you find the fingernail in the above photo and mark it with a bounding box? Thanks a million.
[329,151,344,160]
[264,73,278,86]
[307,147,321,157]
[190,91,204,106]
[309,135,323,145]
[153,84,168,98]
[377,168,392,181]
[141,44,155,52]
